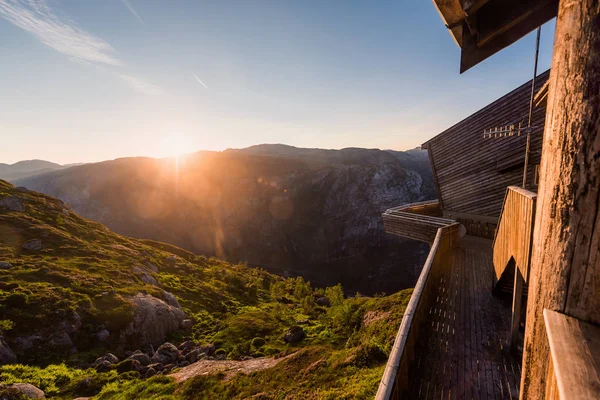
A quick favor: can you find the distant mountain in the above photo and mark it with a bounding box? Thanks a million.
[15,146,435,294]
[0,159,81,182]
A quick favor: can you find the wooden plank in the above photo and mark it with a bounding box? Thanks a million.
[543,309,600,400]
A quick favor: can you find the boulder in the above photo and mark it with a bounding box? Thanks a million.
[128,352,151,366]
[145,367,157,378]
[315,296,331,307]
[152,342,179,364]
[133,266,159,287]
[115,359,141,373]
[47,331,76,354]
[200,344,216,356]
[118,293,185,350]
[94,360,112,373]
[0,262,12,269]
[22,239,42,252]
[179,360,189,367]
[7,383,45,398]
[148,362,164,371]
[185,349,204,364]
[177,340,195,353]
[13,187,29,193]
[162,291,181,309]
[283,326,305,343]
[95,329,110,342]
[100,353,119,364]
[145,261,159,273]
[0,196,24,212]
[0,337,17,365]
[180,319,193,329]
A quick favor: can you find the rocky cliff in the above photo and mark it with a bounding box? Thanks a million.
[14,145,435,294]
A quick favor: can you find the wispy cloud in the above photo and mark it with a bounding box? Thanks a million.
[119,0,143,24]
[0,0,163,95]
[118,74,164,96]
[193,74,209,89]
[0,0,121,65]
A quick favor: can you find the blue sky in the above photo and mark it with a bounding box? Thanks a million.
[0,0,555,164]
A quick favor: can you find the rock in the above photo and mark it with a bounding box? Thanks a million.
[283,326,305,343]
[0,196,24,212]
[179,360,189,367]
[128,352,151,366]
[96,329,110,342]
[0,337,17,365]
[166,255,178,265]
[200,344,216,356]
[0,262,12,269]
[177,340,195,353]
[115,359,141,373]
[118,293,185,350]
[145,261,159,273]
[22,239,42,251]
[94,360,112,373]
[133,266,159,287]
[140,344,154,356]
[180,319,193,329]
[162,291,181,309]
[148,362,164,371]
[152,342,179,364]
[315,296,331,307]
[145,367,157,378]
[47,331,75,354]
[6,383,45,399]
[185,348,204,364]
[100,353,119,364]
[13,187,29,193]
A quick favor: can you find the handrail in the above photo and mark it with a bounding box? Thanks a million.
[376,222,464,399]
[493,186,537,281]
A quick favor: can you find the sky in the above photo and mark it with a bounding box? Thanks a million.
[0,0,556,165]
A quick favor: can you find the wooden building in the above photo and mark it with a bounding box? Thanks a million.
[377,1,600,399]
[423,71,549,239]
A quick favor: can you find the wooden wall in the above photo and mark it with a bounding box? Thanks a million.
[424,70,550,219]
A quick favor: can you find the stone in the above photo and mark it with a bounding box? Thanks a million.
[180,319,193,329]
[94,360,112,373]
[152,342,179,364]
[0,196,24,212]
[133,266,159,287]
[47,331,75,353]
[118,293,185,350]
[128,352,151,366]
[283,326,305,343]
[185,348,204,364]
[0,337,17,365]
[145,367,157,378]
[0,262,12,269]
[13,187,29,193]
[22,239,42,251]
[140,344,154,356]
[6,383,45,399]
[179,360,189,367]
[177,340,195,352]
[315,296,331,307]
[162,291,181,309]
[145,261,159,273]
[200,344,216,356]
[103,353,119,364]
[166,255,178,265]
[148,362,164,371]
[115,359,141,373]
[96,329,110,342]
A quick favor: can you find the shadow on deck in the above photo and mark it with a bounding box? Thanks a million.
[407,236,521,399]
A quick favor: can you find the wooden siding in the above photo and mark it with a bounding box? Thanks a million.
[423,70,550,219]
[493,186,537,282]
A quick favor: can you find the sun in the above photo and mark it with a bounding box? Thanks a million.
[159,135,194,158]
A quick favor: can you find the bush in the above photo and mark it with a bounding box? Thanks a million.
[251,337,266,348]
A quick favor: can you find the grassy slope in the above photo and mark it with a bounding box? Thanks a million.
[0,180,411,399]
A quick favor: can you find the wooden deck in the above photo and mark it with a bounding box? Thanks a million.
[406,236,521,399]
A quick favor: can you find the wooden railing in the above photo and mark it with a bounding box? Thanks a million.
[543,309,600,400]
[375,223,464,400]
[493,186,537,282]
[383,200,456,243]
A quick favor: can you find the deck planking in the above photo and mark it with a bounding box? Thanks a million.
[407,237,521,399]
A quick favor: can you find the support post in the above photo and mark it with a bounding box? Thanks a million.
[511,265,524,354]
[520,0,600,398]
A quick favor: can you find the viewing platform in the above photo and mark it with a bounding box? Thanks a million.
[377,200,522,399]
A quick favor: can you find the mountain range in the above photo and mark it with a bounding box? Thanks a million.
[4,144,435,295]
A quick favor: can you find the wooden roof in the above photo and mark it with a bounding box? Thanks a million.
[432,0,558,72]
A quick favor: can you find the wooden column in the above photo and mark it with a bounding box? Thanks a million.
[520,0,600,398]
[511,265,524,353]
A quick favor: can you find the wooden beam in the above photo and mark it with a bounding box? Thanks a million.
[511,265,525,353]
[521,0,600,397]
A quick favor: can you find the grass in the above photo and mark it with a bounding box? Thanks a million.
[0,179,413,398]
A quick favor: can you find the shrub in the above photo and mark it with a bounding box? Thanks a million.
[251,337,266,348]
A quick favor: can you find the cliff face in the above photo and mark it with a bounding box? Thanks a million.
[15,146,435,294]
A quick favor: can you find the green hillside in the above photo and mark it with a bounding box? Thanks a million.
[0,180,411,399]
